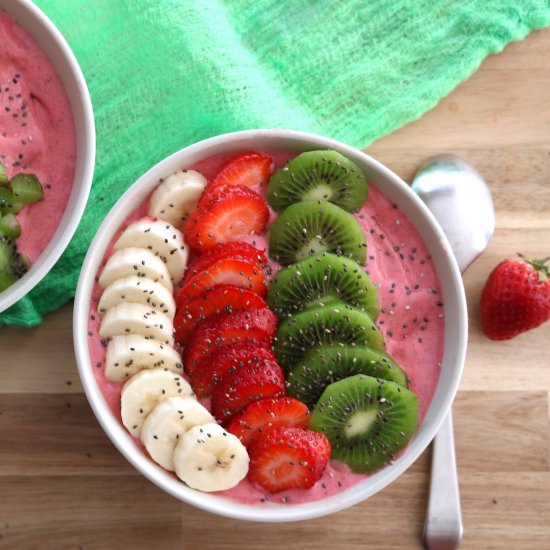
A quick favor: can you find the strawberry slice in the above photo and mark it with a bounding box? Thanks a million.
[206,152,274,195]
[191,342,276,397]
[211,356,286,424]
[228,397,310,448]
[183,307,278,374]
[177,256,267,303]
[184,184,269,252]
[183,242,268,283]
[174,285,268,345]
[248,427,331,493]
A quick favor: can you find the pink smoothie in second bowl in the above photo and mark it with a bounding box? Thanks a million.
[86,148,444,507]
[0,10,76,284]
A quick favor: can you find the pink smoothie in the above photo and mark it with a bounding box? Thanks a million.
[0,11,76,263]
[87,150,444,506]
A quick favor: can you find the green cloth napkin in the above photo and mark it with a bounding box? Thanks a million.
[2,0,549,326]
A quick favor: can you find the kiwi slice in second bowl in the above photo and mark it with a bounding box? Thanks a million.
[267,150,368,212]
[273,301,384,370]
[268,200,366,266]
[309,374,418,473]
[267,252,379,320]
[287,344,408,408]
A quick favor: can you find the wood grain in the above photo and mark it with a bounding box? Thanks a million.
[0,476,182,550]
[1,26,550,550]
[0,394,131,477]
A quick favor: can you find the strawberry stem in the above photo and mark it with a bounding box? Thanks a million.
[517,253,550,282]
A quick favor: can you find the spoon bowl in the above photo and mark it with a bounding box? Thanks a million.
[412,154,495,272]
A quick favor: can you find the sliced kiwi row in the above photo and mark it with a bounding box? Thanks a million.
[266,151,418,474]
[0,163,42,291]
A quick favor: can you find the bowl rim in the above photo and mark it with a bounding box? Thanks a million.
[74,128,467,522]
[0,0,95,313]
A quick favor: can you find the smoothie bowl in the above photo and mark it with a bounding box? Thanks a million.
[0,0,95,312]
[74,129,467,522]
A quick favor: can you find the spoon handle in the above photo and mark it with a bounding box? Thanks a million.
[423,410,463,550]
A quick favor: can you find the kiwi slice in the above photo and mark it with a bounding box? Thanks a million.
[0,269,17,291]
[287,345,408,408]
[0,239,13,271]
[0,214,21,239]
[267,252,379,320]
[0,239,16,291]
[267,150,368,212]
[0,188,22,215]
[10,250,29,278]
[274,301,384,370]
[10,173,44,204]
[0,237,28,286]
[0,162,8,186]
[269,200,366,266]
[309,374,418,473]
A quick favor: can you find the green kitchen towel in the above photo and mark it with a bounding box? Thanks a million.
[1,0,549,326]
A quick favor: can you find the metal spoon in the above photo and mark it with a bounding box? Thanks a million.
[411,154,495,550]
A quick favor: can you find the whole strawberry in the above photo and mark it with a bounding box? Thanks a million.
[481,255,550,340]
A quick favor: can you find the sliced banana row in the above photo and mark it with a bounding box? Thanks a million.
[121,367,249,491]
[98,170,248,491]
[97,212,191,382]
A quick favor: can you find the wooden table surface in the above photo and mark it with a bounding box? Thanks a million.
[1,28,550,550]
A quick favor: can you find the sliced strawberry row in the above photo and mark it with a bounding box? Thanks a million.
[177,153,330,493]
[184,184,269,252]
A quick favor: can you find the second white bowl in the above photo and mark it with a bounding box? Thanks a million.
[0,0,95,313]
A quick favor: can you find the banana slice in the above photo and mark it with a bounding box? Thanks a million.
[121,368,194,436]
[113,219,188,283]
[149,170,207,229]
[99,302,174,346]
[173,422,249,492]
[105,335,183,382]
[98,276,176,318]
[98,247,172,292]
[141,396,214,470]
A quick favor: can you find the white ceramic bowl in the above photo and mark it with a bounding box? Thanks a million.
[74,129,467,522]
[0,0,95,313]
